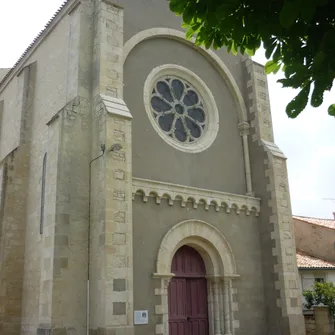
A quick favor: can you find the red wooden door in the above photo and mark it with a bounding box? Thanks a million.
[168,246,209,335]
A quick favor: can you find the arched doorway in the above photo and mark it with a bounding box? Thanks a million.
[168,245,209,335]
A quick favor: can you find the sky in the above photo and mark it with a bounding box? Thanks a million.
[0,0,334,219]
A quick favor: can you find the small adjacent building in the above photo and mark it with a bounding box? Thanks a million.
[293,215,335,310]
[296,250,335,308]
[294,215,335,263]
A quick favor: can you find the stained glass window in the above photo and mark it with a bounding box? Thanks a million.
[150,77,207,144]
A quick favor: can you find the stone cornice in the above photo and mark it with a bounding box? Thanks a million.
[132,178,260,216]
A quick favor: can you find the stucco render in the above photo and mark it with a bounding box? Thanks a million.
[294,218,335,263]
[0,0,304,334]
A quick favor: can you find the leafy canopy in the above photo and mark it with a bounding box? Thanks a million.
[304,281,335,317]
[169,0,335,118]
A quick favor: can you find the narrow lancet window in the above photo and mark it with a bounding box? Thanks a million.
[40,153,47,234]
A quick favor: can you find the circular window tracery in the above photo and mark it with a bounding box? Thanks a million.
[144,65,219,153]
[151,77,207,143]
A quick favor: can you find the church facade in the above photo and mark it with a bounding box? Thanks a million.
[0,1,305,334]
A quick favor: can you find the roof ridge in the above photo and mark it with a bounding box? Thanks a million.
[0,0,71,88]
[293,215,335,221]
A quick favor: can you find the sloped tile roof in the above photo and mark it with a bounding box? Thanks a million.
[296,251,335,269]
[293,215,335,230]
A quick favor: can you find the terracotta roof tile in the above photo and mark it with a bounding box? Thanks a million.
[293,215,335,230]
[296,251,335,269]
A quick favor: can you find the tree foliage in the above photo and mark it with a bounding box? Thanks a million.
[303,282,335,315]
[169,0,335,118]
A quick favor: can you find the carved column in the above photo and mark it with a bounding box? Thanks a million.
[223,278,231,335]
[208,279,215,335]
[212,278,222,335]
[219,278,225,333]
[228,279,234,335]
[238,121,253,196]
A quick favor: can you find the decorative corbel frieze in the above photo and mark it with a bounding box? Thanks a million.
[132,178,260,216]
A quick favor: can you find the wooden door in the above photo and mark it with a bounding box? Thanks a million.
[168,246,209,335]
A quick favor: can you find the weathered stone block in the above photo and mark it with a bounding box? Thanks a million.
[113,302,126,315]
[113,279,126,291]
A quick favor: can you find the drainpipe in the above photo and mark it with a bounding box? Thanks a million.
[87,143,123,334]
[87,144,106,335]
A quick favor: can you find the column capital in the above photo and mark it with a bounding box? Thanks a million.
[238,121,250,136]
[224,274,240,280]
[153,272,175,279]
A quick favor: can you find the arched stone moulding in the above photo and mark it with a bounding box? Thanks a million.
[153,220,240,335]
[124,28,254,196]
[132,177,260,216]
[123,28,247,123]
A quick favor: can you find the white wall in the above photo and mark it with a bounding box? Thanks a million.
[299,270,335,309]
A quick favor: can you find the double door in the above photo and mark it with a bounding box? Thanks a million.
[168,276,209,335]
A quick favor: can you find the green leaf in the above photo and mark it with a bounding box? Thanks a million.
[227,39,233,53]
[328,104,335,116]
[272,44,282,62]
[245,48,255,56]
[318,0,329,5]
[169,0,187,15]
[286,84,311,118]
[204,37,212,49]
[280,0,302,28]
[265,42,277,59]
[183,3,195,24]
[186,27,194,40]
[301,2,316,22]
[322,29,335,53]
[311,85,324,107]
[231,40,238,55]
[181,22,191,30]
[312,51,326,72]
[264,60,281,74]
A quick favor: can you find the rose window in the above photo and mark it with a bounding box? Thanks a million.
[150,77,207,143]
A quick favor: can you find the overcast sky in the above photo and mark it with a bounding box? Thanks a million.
[1,0,334,219]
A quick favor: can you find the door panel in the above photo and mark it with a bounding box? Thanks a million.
[169,246,209,335]
[169,278,186,320]
[187,278,208,335]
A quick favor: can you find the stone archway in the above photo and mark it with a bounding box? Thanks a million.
[153,220,239,335]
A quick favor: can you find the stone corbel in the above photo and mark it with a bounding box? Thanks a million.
[238,122,253,197]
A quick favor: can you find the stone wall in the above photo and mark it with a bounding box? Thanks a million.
[245,59,306,334]
[304,307,334,335]
[305,314,316,335]
[294,218,335,262]
[89,1,134,334]
[0,1,92,333]
[0,69,10,84]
